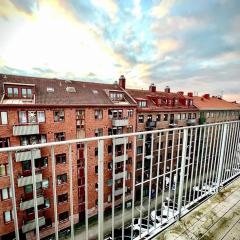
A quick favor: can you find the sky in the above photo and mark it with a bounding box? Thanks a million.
[0,0,239,102]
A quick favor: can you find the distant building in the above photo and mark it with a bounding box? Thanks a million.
[193,94,240,124]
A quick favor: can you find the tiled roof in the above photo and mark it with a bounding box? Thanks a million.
[126,88,197,112]
[0,74,136,106]
[193,96,240,110]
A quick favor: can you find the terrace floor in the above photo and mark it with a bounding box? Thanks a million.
[154,177,240,240]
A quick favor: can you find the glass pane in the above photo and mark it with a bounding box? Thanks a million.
[1,112,8,124]
[7,88,13,96]
[28,111,37,123]
[37,111,45,123]
[19,111,27,123]
[4,211,11,222]
[2,188,8,200]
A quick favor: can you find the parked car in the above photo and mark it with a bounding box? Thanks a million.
[150,209,174,225]
[104,227,134,240]
[131,218,154,234]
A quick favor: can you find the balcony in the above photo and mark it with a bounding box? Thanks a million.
[15,148,41,162]
[115,171,127,180]
[1,120,239,240]
[112,118,129,127]
[20,195,44,210]
[115,154,128,163]
[114,187,127,196]
[22,216,45,233]
[187,118,197,125]
[18,173,42,187]
[13,124,39,136]
[113,137,128,146]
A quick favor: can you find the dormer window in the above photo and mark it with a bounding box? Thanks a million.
[5,85,34,99]
[109,91,124,101]
[138,100,147,108]
[168,99,172,105]
[21,88,32,98]
[174,99,178,105]
[189,100,193,106]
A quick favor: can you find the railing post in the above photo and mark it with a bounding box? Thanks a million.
[8,152,20,240]
[68,144,74,240]
[98,140,104,240]
[177,128,188,219]
[31,149,40,240]
[217,123,228,191]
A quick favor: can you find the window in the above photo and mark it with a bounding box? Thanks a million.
[1,187,12,200]
[57,173,67,185]
[181,113,186,120]
[58,193,68,203]
[95,148,98,156]
[22,161,31,171]
[138,100,147,108]
[127,109,133,117]
[108,145,112,154]
[42,179,49,189]
[0,164,9,177]
[0,138,9,148]
[54,110,64,122]
[95,128,103,137]
[189,100,193,106]
[19,111,45,124]
[54,132,65,141]
[35,157,48,169]
[163,114,168,121]
[95,109,103,119]
[127,143,132,150]
[156,114,161,121]
[95,166,98,174]
[107,194,112,203]
[108,109,123,119]
[109,92,124,101]
[76,110,85,129]
[174,99,178,105]
[176,114,181,120]
[7,87,19,98]
[137,146,143,154]
[147,115,152,121]
[108,162,112,170]
[138,115,144,123]
[59,211,69,222]
[0,112,8,125]
[21,88,32,98]
[56,154,66,164]
[4,210,12,223]
[19,111,27,123]
[7,88,13,97]
[127,126,133,133]
[37,111,45,122]
[20,135,46,146]
[137,134,143,140]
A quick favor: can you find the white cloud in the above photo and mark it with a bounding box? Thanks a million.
[132,0,142,19]
[90,0,118,23]
[151,0,176,18]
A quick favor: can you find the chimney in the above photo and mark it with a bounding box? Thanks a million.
[149,83,156,93]
[203,94,210,99]
[118,75,126,89]
[165,86,170,93]
[187,92,193,97]
[177,91,184,95]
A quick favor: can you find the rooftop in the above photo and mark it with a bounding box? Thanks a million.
[0,74,136,106]
[193,95,240,111]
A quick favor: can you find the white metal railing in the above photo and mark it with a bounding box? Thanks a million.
[0,121,239,240]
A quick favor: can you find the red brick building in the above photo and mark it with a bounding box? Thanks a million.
[126,83,199,199]
[0,74,137,239]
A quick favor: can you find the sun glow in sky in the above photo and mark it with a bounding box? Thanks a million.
[0,0,240,101]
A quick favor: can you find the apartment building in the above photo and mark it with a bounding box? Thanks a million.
[126,83,198,200]
[193,94,240,124]
[0,74,137,239]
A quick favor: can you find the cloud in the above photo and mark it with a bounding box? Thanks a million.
[90,0,118,23]
[132,0,142,19]
[151,0,176,18]
[155,39,181,53]
[10,0,38,14]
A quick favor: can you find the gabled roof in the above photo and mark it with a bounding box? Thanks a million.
[193,96,240,111]
[0,74,136,106]
[126,88,197,112]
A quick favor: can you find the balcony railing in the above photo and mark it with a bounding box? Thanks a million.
[13,124,39,136]
[0,120,239,240]
[17,173,42,187]
[20,195,44,210]
[112,118,129,127]
[15,148,41,162]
